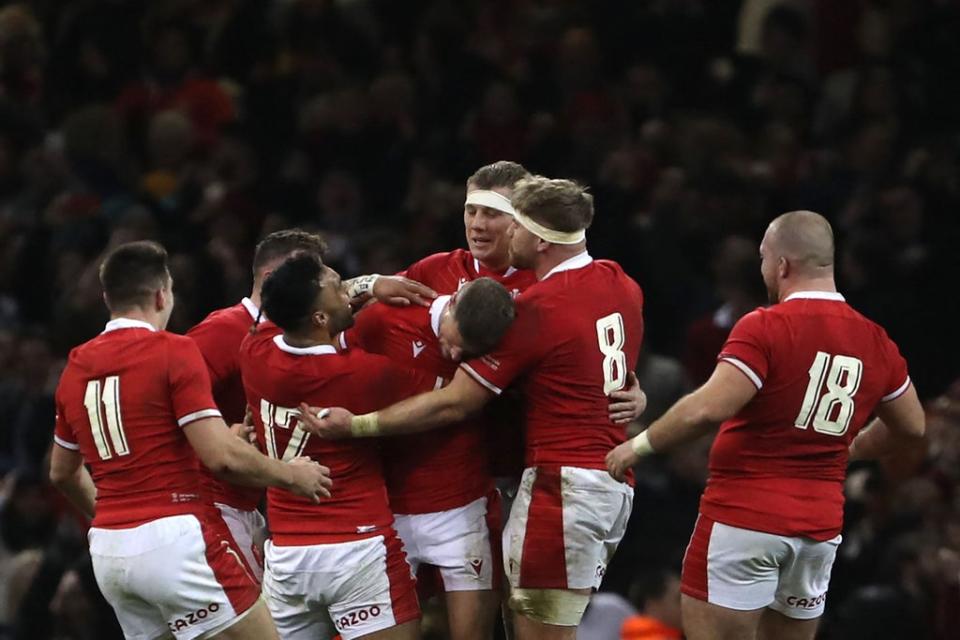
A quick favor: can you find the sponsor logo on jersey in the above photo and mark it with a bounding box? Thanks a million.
[412,340,426,358]
[168,603,221,632]
[336,605,383,631]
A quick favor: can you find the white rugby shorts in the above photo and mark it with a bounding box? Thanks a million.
[394,493,502,592]
[503,466,633,590]
[89,512,261,640]
[215,503,267,582]
[262,530,419,640]
[681,514,841,619]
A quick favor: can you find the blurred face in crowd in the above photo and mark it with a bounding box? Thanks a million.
[507,219,540,270]
[464,183,514,270]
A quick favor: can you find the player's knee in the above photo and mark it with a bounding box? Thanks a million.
[508,588,589,627]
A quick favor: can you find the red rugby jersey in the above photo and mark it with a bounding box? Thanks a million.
[54,319,222,528]
[343,297,491,514]
[187,298,263,511]
[702,291,911,541]
[403,249,537,479]
[462,254,645,472]
[240,327,441,544]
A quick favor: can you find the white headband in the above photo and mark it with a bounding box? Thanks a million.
[465,190,515,216]
[514,210,586,245]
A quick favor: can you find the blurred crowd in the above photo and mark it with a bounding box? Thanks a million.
[0,0,957,638]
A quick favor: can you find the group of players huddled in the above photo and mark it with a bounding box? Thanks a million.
[48,160,925,640]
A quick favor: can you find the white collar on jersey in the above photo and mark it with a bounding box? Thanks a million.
[241,297,261,321]
[430,295,452,337]
[103,318,157,333]
[783,291,846,302]
[473,257,517,279]
[540,251,593,281]
[273,334,337,356]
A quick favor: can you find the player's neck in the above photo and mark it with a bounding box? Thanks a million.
[777,277,838,302]
[534,244,587,280]
[478,255,510,274]
[248,289,262,309]
[110,310,161,331]
[281,330,334,349]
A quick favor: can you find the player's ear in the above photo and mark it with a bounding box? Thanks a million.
[154,287,165,311]
[778,256,790,279]
[312,309,328,330]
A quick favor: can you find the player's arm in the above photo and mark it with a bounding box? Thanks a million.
[606,361,757,481]
[848,384,925,461]
[183,416,332,502]
[299,368,491,438]
[345,274,436,308]
[49,444,96,519]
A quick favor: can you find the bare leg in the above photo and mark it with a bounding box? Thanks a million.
[445,590,500,640]
[681,594,763,640]
[357,619,421,640]
[757,607,819,640]
[512,614,576,640]
[210,599,280,640]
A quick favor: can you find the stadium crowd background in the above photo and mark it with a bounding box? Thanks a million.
[0,0,957,638]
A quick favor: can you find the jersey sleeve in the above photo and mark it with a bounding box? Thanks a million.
[879,330,911,402]
[167,337,223,427]
[717,309,769,390]
[186,319,236,388]
[53,391,80,451]
[459,299,543,395]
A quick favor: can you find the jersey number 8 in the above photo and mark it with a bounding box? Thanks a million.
[596,313,627,395]
[794,351,863,437]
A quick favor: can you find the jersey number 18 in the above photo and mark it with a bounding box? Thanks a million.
[794,351,863,436]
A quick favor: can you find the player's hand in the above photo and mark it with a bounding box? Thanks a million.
[608,372,646,424]
[298,404,355,439]
[286,456,333,503]
[606,441,639,482]
[373,276,437,307]
[228,422,257,445]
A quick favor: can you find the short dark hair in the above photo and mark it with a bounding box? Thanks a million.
[511,176,594,233]
[99,241,170,311]
[467,161,531,191]
[261,253,327,334]
[628,567,680,610]
[252,229,328,276]
[453,277,515,356]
